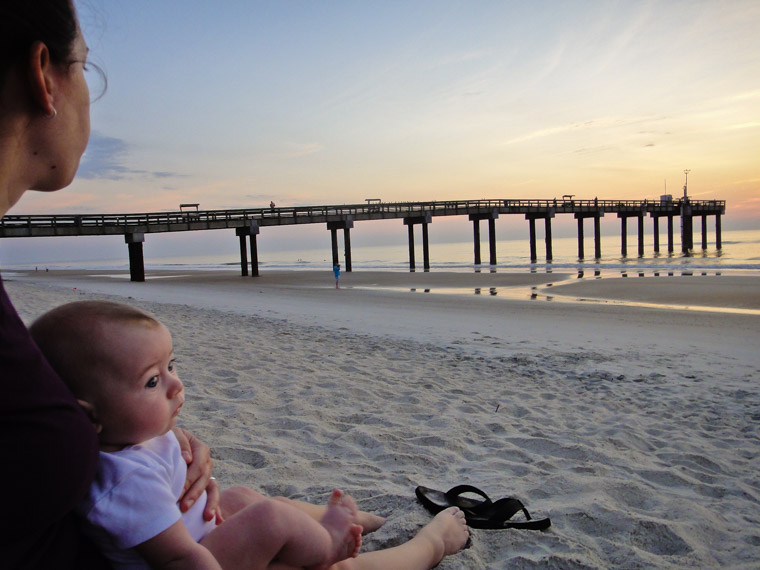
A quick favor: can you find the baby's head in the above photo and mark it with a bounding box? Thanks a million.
[30,301,185,451]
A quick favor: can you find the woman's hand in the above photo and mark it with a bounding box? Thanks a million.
[173,428,222,522]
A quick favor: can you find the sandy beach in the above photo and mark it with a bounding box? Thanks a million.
[6,269,760,569]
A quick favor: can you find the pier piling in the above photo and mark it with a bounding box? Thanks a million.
[344,227,352,272]
[404,213,431,272]
[237,233,248,276]
[618,212,644,257]
[125,233,145,282]
[249,233,259,277]
[470,211,498,266]
[422,222,431,271]
[681,201,694,253]
[236,221,259,277]
[595,215,602,259]
[621,217,628,257]
[575,213,603,260]
[472,218,481,265]
[526,212,554,262]
[545,217,553,261]
[653,217,660,253]
[488,218,497,266]
[327,218,353,270]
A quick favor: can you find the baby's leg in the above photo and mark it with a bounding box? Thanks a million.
[219,486,268,519]
[333,507,469,570]
[272,495,386,534]
[201,489,361,570]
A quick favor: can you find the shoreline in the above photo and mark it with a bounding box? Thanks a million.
[6,266,760,311]
[6,269,759,361]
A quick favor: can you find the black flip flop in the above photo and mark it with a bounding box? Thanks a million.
[415,485,551,531]
[465,496,551,530]
[415,485,492,514]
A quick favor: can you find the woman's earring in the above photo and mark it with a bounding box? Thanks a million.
[46,108,58,119]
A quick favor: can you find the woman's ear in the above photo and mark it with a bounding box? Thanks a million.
[26,41,57,117]
[76,399,103,434]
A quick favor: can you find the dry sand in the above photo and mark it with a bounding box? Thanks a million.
[6,269,760,569]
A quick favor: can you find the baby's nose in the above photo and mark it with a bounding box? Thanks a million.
[168,377,184,398]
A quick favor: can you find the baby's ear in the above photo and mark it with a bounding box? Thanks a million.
[76,399,103,434]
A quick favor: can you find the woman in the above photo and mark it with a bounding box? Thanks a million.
[0,2,469,568]
[0,2,218,568]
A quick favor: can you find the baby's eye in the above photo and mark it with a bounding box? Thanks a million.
[145,376,159,388]
[168,359,176,373]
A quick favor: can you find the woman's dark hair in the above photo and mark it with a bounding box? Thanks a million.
[0,0,79,88]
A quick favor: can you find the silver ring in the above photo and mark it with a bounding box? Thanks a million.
[209,476,216,480]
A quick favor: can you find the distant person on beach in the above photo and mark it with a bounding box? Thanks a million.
[1,2,219,567]
[270,200,276,210]
[31,301,470,570]
[334,263,341,289]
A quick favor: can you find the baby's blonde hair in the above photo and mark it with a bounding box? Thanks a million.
[30,300,160,398]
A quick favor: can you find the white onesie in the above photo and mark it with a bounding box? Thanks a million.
[77,431,216,569]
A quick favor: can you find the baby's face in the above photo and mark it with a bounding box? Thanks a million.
[94,321,185,451]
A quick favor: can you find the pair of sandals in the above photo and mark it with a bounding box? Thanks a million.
[415,484,551,530]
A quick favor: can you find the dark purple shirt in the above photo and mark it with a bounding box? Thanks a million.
[0,276,109,569]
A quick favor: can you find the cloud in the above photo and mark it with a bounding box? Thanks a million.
[77,132,183,181]
[502,120,597,145]
[502,115,665,146]
[725,122,760,130]
[257,142,324,161]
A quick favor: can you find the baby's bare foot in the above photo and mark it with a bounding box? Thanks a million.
[418,507,469,562]
[314,489,363,569]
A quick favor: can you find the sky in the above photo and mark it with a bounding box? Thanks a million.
[5,0,760,263]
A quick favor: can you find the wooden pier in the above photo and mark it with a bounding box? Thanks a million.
[0,198,726,281]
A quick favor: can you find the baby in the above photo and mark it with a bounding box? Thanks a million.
[30,300,364,570]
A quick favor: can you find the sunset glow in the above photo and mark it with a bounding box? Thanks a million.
[15,0,760,229]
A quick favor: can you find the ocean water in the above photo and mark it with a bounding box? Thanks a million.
[3,228,758,278]
[254,229,760,276]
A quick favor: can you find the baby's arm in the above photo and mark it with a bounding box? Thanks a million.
[135,519,222,570]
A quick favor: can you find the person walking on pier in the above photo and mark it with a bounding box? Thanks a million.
[334,263,341,289]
